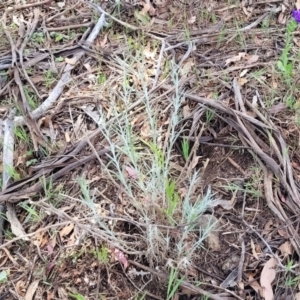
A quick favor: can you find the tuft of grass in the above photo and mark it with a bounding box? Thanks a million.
[4,164,20,181]
[18,201,42,223]
[24,86,38,109]
[284,259,300,287]
[14,126,30,144]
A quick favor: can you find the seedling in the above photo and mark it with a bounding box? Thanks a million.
[96,71,106,84]
[134,293,146,300]
[181,139,189,161]
[166,268,184,300]
[4,164,20,181]
[92,245,109,265]
[277,20,298,84]
[165,179,179,223]
[163,59,170,79]
[45,70,57,88]
[69,292,85,300]
[285,275,300,287]
[24,86,38,109]
[205,108,215,123]
[0,270,8,283]
[31,32,45,45]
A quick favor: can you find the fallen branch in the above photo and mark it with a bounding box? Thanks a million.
[2,109,28,244]
[0,148,111,203]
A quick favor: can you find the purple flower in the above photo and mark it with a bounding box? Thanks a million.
[292,9,300,23]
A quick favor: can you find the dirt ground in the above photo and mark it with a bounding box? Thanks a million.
[1,0,300,299]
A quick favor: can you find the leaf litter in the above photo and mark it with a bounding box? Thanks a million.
[0,0,300,299]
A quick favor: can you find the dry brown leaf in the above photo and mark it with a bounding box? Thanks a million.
[24,280,39,300]
[114,248,129,270]
[247,274,262,295]
[208,195,235,210]
[246,54,259,64]
[125,166,138,179]
[238,77,248,86]
[30,75,45,84]
[277,228,288,238]
[65,131,71,142]
[199,215,220,251]
[33,231,45,247]
[143,42,156,60]
[57,287,69,300]
[66,232,76,246]
[65,57,76,65]
[180,58,194,77]
[225,52,246,66]
[251,239,259,260]
[183,105,191,118]
[262,219,273,237]
[279,241,293,257]
[100,33,108,47]
[59,223,74,238]
[187,16,196,24]
[260,257,277,300]
[140,122,151,138]
[240,69,248,77]
[190,156,201,169]
[47,290,55,300]
[278,12,287,24]
[141,1,156,15]
[48,234,57,251]
[6,205,29,241]
[83,63,92,72]
[16,280,26,297]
